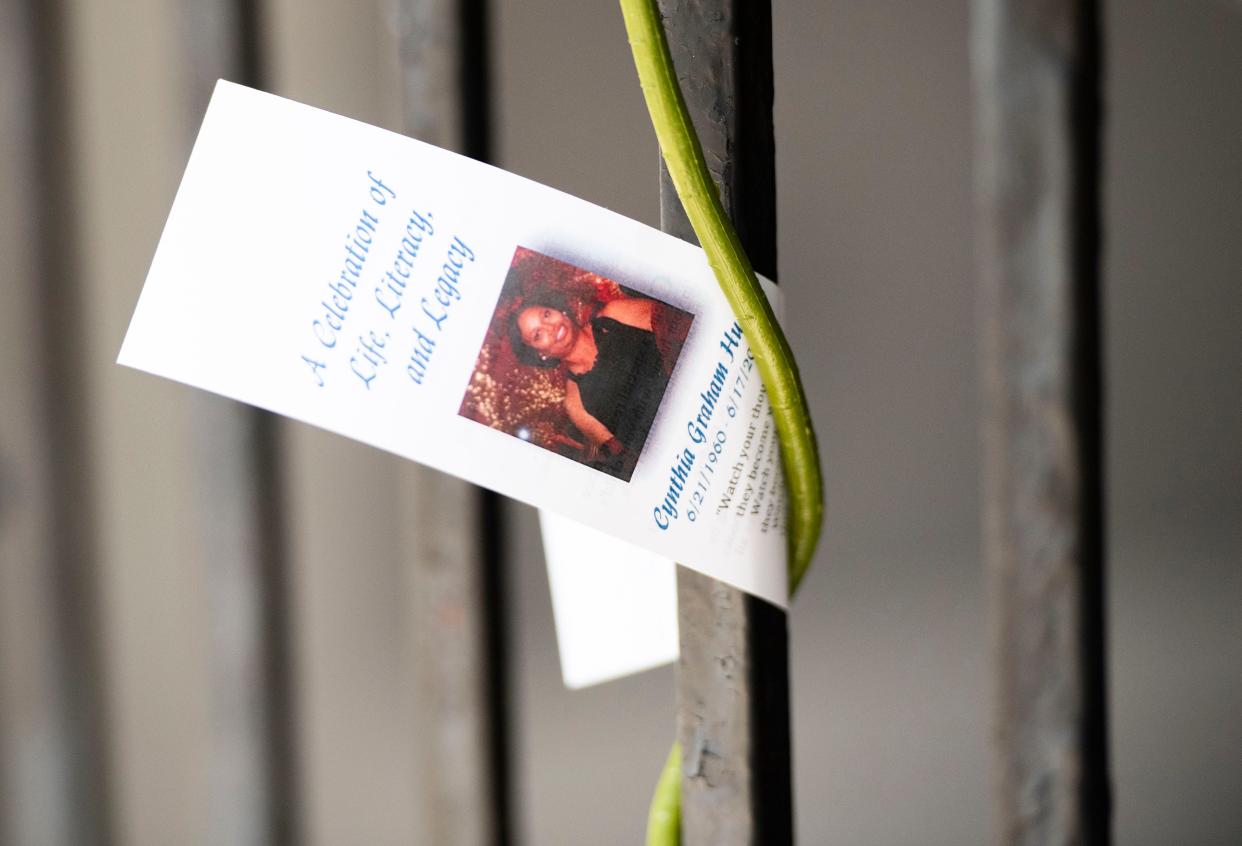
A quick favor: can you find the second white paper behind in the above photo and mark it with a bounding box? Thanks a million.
[540,512,678,689]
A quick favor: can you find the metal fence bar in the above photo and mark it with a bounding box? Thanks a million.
[0,1,111,842]
[177,2,299,843]
[656,2,793,844]
[394,2,510,843]
[972,1,1111,844]
[231,5,303,841]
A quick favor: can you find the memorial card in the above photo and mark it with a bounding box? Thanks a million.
[119,81,790,609]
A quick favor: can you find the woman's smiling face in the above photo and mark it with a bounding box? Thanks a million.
[517,305,576,359]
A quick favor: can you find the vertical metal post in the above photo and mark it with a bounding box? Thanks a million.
[656,2,792,844]
[394,2,510,843]
[972,2,1111,844]
[178,2,300,843]
[0,0,111,843]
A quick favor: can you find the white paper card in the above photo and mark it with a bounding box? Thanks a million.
[540,512,677,688]
[119,81,789,607]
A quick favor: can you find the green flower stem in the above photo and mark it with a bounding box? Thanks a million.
[619,0,823,591]
[620,2,825,844]
[645,742,681,844]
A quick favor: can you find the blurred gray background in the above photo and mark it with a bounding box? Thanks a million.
[1,1,1239,844]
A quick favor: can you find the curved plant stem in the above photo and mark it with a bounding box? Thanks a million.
[645,742,681,844]
[620,2,825,843]
[620,0,823,591]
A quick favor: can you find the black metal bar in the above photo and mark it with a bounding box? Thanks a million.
[478,489,512,846]
[972,1,1111,843]
[233,7,304,842]
[460,7,513,841]
[176,2,301,843]
[656,2,792,843]
[394,1,510,843]
[0,1,113,843]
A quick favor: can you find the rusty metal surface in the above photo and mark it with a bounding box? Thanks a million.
[657,1,792,843]
[972,1,1111,844]
[394,2,510,844]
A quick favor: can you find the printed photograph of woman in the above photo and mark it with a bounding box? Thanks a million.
[460,247,693,481]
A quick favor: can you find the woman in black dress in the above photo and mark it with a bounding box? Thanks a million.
[508,292,688,460]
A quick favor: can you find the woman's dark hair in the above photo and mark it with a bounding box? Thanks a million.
[507,290,576,368]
